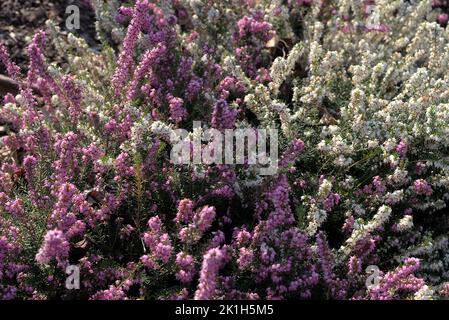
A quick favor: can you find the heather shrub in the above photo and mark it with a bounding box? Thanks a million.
[1,0,449,300]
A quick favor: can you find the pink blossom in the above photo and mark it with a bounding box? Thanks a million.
[413,179,433,196]
[36,229,70,265]
[194,246,229,300]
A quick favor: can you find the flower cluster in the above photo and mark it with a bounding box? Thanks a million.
[1,0,449,300]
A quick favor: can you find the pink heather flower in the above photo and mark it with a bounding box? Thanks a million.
[175,252,195,283]
[126,44,167,100]
[234,229,252,247]
[176,270,194,284]
[178,227,190,243]
[316,232,347,299]
[50,184,81,232]
[265,175,295,231]
[120,224,135,239]
[3,93,15,104]
[438,13,449,26]
[168,96,187,123]
[175,199,194,224]
[211,185,235,199]
[23,155,38,170]
[36,229,70,265]
[207,231,226,250]
[176,252,194,269]
[255,67,271,84]
[61,75,83,123]
[140,254,157,269]
[237,247,254,270]
[3,197,24,217]
[143,232,157,249]
[211,99,237,130]
[413,179,433,196]
[81,143,103,163]
[154,234,173,263]
[66,220,86,239]
[0,44,21,81]
[112,0,150,96]
[0,218,22,294]
[234,14,276,78]
[372,176,386,194]
[195,206,216,233]
[28,31,64,104]
[341,23,354,33]
[360,184,372,195]
[194,246,229,300]
[279,139,305,167]
[297,0,313,6]
[114,152,134,179]
[218,76,246,100]
[53,132,80,184]
[104,118,118,134]
[342,216,355,233]
[395,140,408,158]
[178,206,217,243]
[1,42,36,110]
[236,15,275,42]
[91,285,127,300]
[143,216,173,267]
[0,192,9,206]
[415,162,426,175]
[369,258,424,300]
[432,0,445,7]
[148,216,162,233]
[348,256,362,275]
[322,193,341,212]
[185,79,202,102]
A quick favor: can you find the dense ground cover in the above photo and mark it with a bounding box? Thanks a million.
[1,0,449,300]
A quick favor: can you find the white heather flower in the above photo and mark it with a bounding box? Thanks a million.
[307,204,327,235]
[150,121,174,139]
[368,140,379,149]
[335,155,353,167]
[318,179,332,197]
[383,138,397,152]
[388,168,409,186]
[207,7,219,23]
[320,125,339,138]
[150,121,166,134]
[270,43,304,94]
[352,204,366,216]
[15,94,25,105]
[367,205,392,231]
[414,285,434,300]
[317,140,331,152]
[397,215,414,232]
[385,190,404,205]
[51,95,60,106]
[331,135,351,154]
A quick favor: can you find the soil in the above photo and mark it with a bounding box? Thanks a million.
[0,0,98,75]
[1,1,447,77]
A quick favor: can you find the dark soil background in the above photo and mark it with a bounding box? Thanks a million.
[1,1,448,76]
[0,0,97,75]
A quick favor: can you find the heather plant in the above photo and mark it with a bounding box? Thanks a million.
[1,0,449,300]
